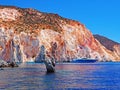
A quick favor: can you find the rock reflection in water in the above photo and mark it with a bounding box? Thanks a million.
[0,62,120,90]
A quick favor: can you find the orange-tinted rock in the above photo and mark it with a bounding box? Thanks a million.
[0,5,120,62]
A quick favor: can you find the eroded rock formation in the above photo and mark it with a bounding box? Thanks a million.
[0,5,120,63]
[38,45,55,73]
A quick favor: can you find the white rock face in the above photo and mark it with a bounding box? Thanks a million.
[0,6,120,63]
[0,8,21,21]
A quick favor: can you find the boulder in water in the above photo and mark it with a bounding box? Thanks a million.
[0,60,8,67]
[0,60,18,68]
[8,62,19,67]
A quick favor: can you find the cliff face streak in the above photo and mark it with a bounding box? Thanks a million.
[0,6,120,62]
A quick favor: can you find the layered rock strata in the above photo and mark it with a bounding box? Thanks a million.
[0,5,120,62]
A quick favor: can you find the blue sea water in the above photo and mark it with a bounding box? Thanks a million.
[0,62,120,90]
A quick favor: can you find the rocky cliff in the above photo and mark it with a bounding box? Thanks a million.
[0,5,120,62]
[94,34,119,51]
[94,34,120,61]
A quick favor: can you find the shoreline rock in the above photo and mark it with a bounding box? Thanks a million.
[0,60,18,68]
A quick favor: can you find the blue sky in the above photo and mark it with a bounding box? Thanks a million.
[0,0,120,42]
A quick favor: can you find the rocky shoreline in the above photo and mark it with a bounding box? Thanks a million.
[0,60,18,68]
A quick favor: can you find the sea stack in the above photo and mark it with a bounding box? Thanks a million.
[36,45,55,73]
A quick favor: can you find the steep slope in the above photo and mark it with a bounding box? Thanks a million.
[94,34,119,51]
[94,34,120,60]
[0,5,120,62]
